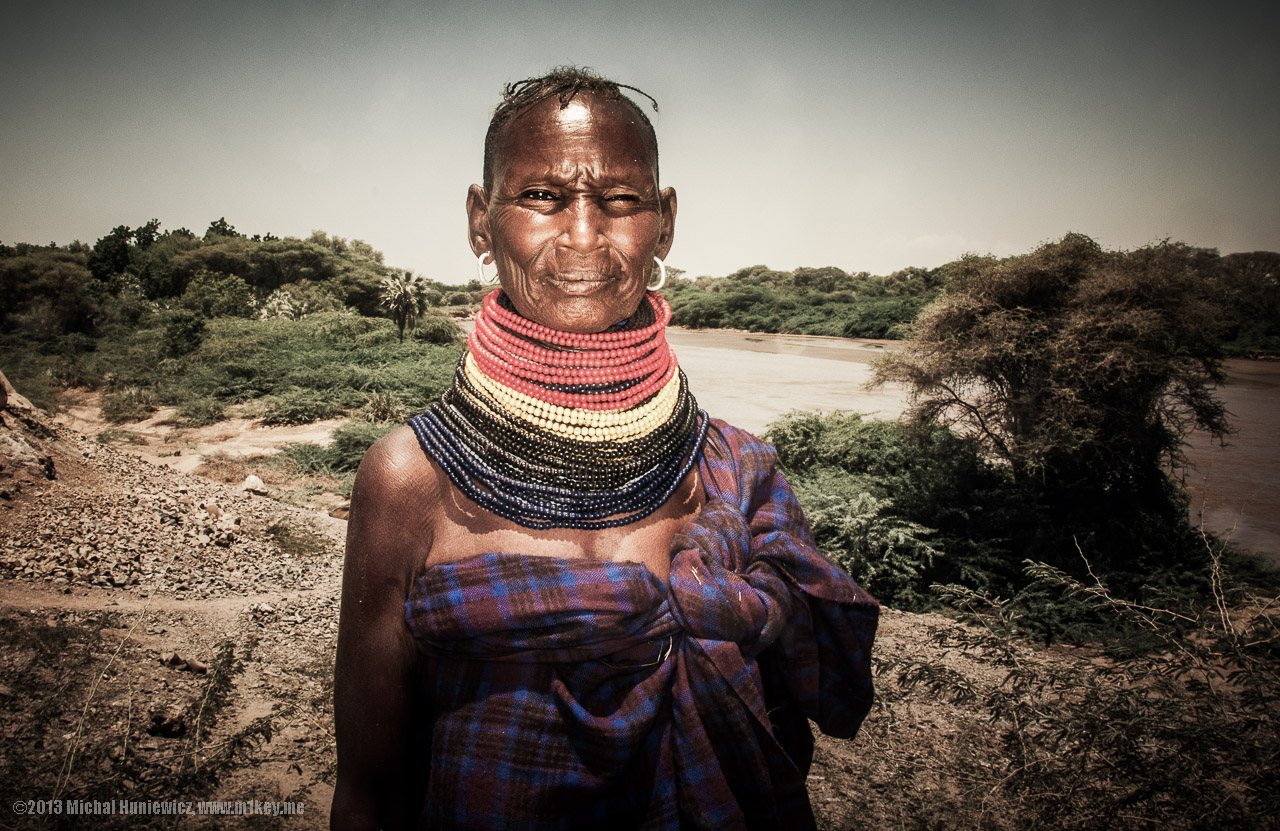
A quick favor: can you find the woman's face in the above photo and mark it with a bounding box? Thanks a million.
[468,93,676,334]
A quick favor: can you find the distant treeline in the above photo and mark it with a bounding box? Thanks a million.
[663,253,1280,355]
[665,264,936,339]
[0,218,472,418]
[2,218,1277,365]
[0,218,486,337]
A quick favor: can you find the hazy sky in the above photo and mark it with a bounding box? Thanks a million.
[3,0,1276,284]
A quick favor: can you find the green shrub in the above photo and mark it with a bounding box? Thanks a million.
[358,391,409,423]
[101,387,159,423]
[354,327,397,349]
[767,411,1022,608]
[768,408,1231,637]
[411,315,463,345]
[791,467,941,607]
[259,389,341,425]
[309,311,382,342]
[278,441,336,475]
[176,397,226,426]
[179,271,253,318]
[0,367,61,412]
[161,309,206,357]
[152,314,460,413]
[326,421,396,470]
[277,421,395,476]
[666,274,933,339]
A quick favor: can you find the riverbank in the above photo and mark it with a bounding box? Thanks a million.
[669,328,1279,559]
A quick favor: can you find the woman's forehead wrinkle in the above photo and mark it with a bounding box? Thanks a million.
[491,93,658,194]
[498,144,655,196]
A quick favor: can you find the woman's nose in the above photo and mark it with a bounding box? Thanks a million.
[558,197,606,254]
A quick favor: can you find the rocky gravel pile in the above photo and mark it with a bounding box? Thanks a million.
[0,412,343,603]
[1,384,344,824]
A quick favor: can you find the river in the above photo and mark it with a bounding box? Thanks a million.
[667,328,1279,559]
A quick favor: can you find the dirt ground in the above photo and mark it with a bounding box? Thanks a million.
[54,389,346,477]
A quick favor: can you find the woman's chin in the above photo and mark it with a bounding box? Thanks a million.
[541,299,630,333]
[516,284,647,334]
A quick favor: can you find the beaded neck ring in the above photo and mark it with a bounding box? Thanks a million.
[409,290,707,530]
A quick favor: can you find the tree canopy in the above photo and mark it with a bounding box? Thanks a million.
[873,233,1231,578]
[875,234,1228,484]
[379,272,433,342]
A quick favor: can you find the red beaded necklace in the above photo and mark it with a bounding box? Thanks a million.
[468,291,678,411]
[481,288,671,348]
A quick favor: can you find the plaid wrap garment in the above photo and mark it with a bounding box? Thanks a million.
[405,419,879,830]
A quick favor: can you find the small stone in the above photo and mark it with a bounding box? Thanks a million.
[146,709,186,738]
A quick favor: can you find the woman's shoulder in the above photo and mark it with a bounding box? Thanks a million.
[705,416,763,444]
[355,425,440,493]
[703,416,777,463]
[346,425,444,546]
[698,416,782,506]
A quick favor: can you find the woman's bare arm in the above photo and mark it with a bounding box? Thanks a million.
[331,428,437,831]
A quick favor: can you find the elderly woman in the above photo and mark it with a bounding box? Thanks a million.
[332,68,878,830]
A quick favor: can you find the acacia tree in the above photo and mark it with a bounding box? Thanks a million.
[873,234,1230,572]
[379,271,432,342]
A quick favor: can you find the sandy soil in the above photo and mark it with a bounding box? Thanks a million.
[54,391,346,476]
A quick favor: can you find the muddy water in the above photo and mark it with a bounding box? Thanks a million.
[666,329,908,427]
[1181,361,1280,558]
[669,328,1278,558]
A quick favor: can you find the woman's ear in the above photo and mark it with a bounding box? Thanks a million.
[656,187,677,261]
[466,184,492,262]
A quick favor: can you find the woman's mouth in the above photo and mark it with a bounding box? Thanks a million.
[545,271,614,293]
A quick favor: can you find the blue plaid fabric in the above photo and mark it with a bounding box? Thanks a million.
[404,419,879,830]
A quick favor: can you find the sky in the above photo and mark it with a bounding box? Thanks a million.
[2,0,1277,284]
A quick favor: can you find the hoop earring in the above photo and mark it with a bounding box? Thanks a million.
[476,253,498,285]
[647,257,667,292]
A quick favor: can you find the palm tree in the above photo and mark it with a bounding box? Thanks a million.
[380,271,432,342]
